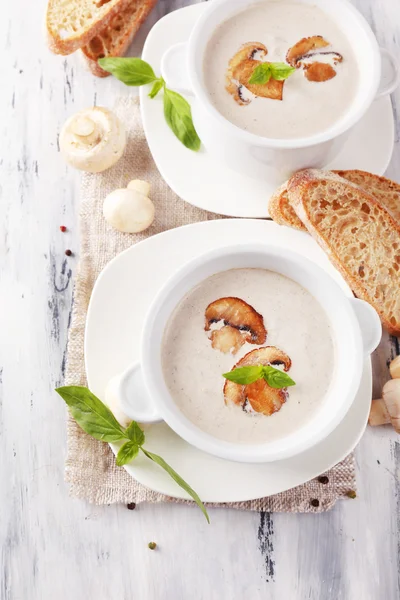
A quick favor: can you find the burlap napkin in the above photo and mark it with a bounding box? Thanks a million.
[65,97,356,512]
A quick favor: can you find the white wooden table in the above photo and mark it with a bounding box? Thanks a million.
[1,1,399,598]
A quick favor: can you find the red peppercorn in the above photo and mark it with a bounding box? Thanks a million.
[65,249,72,256]
[60,225,67,232]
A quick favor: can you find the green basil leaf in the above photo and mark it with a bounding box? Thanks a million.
[149,78,164,99]
[163,88,201,151]
[269,62,296,81]
[249,63,272,85]
[223,366,264,385]
[56,386,127,442]
[262,366,296,389]
[98,57,157,86]
[116,441,139,466]
[141,448,210,523]
[125,421,145,446]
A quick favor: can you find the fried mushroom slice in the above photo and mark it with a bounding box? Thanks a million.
[286,35,330,67]
[210,325,251,355]
[232,59,284,101]
[226,42,283,103]
[224,347,292,416]
[226,42,268,105]
[304,62,337,82]
[205,297,267,345]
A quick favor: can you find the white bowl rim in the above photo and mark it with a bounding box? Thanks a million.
[141,243,364,463]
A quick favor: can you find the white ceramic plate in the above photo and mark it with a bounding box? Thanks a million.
[140,4,394,218]
[85,219,371,502]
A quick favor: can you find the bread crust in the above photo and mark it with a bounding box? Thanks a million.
[288,169,400,336]
[47,0,133,55]
[269,169,400,229]
[81,0,157,77]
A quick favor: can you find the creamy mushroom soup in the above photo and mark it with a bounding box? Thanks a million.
[161,268,335,444]
[203,1,359,138]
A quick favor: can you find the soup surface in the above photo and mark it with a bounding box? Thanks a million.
[161,268,335,444]
[203,1,359,138]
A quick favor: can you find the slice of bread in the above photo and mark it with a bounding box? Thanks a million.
[47,0,132,55]
[81,0,157,77]
[269,169,400,229]
[335,170,400,223]
[288,169,400,336]
[269,183,307,231]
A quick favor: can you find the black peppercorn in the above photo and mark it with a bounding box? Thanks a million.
[65,249,72,256]
[311,498,320,507]
[127,502,136,510]
[318,476,329,484]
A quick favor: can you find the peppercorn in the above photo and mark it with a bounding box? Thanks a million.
[310,498,320,507]
[65,249,72,256]
[148,542,157,550]
[60,225,67,232]
[127,503,136,510]
[346,490,357,499]
[318,476,329,484]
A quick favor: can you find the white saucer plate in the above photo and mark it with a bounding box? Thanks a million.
[85,220,371,503]
[140,4,394,219]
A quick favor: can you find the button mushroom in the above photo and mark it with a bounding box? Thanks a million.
[224,347,292,416]
[368,379,400,433]
[103,179,155,233]
[60,107,126,173]
[389,355,400,379]
[205,297,267,354]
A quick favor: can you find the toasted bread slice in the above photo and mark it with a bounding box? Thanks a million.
[335,170,400,223]
[269,169,400,230]
[268,183,306,230]
[81,0,157,77]
[288,169,400,336]
[47,0,132,55]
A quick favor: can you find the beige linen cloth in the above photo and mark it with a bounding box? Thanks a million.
[65,97,356,512]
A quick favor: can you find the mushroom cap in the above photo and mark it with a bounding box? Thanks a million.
[382,378,400,433]
[205,297,267,344]
[389,355,400,379]
[103,188,155,233]
[60,107,126,173]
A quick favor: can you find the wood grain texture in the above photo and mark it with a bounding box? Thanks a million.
[0,0,399,598]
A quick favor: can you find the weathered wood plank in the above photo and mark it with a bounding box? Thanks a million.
[0,0,399,598]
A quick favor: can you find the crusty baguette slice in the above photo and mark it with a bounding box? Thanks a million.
[335,170,400,223]
[47,0,132,55]
[268,183,307,231]
[288,169,400,336]
[81,0,157,77]
[269,169,400,230]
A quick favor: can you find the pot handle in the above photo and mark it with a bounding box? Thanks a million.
[161,42,192,96]
[115,362,162,423]
[376,48,400,98]
[349,298,381,355]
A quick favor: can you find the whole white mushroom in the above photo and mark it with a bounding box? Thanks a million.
[103,180,155,233]
[59,107,126,173]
